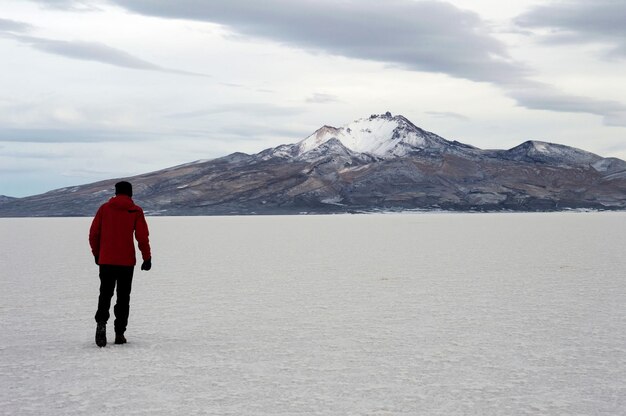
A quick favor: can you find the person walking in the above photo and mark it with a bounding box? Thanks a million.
[89,181,152,347]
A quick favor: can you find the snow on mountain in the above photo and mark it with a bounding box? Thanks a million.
[592,157,626,179]
[296,112,453,158]
[296,137,355,160]
[2,112,626,217]
[502,140,602,167]
[294,137,378,165]
[283,113,609,172]
[257,144,297,161]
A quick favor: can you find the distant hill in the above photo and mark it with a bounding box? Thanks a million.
[2,112,626,217]
[0,195,17,204]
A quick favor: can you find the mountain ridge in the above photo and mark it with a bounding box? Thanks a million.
[1,112,626,217]
[296,112,456,159]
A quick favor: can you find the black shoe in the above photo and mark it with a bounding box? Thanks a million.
[114,333,127,345]
[95,322,107,347]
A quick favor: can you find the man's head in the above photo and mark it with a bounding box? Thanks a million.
[115,181,133,197]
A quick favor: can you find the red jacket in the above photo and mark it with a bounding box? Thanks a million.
[89,195,151,266]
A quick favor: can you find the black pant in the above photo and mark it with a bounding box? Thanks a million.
[95,265,134,334]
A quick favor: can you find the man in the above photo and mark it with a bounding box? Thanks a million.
[89,181,152,347]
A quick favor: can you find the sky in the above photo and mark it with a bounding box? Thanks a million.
[1,0,626,197]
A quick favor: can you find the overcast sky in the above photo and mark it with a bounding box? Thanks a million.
[2,0,626,197]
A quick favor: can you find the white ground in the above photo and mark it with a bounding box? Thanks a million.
[1,213,625,415]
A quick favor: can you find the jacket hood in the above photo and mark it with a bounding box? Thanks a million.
[108,195,138,211]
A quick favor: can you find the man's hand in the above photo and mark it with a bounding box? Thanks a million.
[141,258,152,271]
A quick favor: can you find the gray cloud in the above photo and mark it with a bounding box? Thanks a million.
[217,124,311,142]
[109,0,528,85]
[17,35,165,70]
[165,103,304,120]
[20,1,626,127]
[506,81,626,126]
[105,0,626,127]
[306,93,340,104]
[503,0,626,126]
[0,18,33,32]
[0,18,208,76]
[0,127,155,143]
[511,87,625,115]
[28,0,75,5]
[425,111,469,121]
[25,0,100,11]
[19,35,208,76]
[516,0,626,59]
[604,112,626,127]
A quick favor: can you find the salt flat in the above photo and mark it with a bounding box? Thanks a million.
[1,213,625,415]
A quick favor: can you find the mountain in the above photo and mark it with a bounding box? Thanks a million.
[0,195,17,204]
[2,112,626,217]
[296,113,454,158]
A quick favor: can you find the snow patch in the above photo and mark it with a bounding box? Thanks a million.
[296,112,450,159]
[593,159,611,171]
[320,196,344,205]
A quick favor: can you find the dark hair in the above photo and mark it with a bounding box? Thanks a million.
[115,181,133,197]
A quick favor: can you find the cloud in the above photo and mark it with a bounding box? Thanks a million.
[104,0,626,127]
[216,124,311,142]
[109,0,527,85]
[0,18,208,76]
[21,35,209,76]
[506,80,626,126]
[604,112,626,127]
[516,0,626,59]
[425,111,469,121]
[306,93,339,104]
[20,1,626,127]
[17,35,166,70]
[25,0,101,11]
[0,18,33,32]
[0,127,155,143]
[511,1,626,124]
[164,103,304,119]
[509,84,625,114]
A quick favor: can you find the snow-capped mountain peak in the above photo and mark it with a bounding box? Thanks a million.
[296,112,452,158]
[3,112,626,217]
[504,140,602,166]
[297,125,342,155]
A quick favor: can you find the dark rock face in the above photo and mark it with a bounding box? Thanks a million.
[1,113,626,217]
[0,195,16,204]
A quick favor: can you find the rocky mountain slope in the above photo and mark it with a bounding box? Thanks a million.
[2,112,626,217]
[0,195,17,205]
